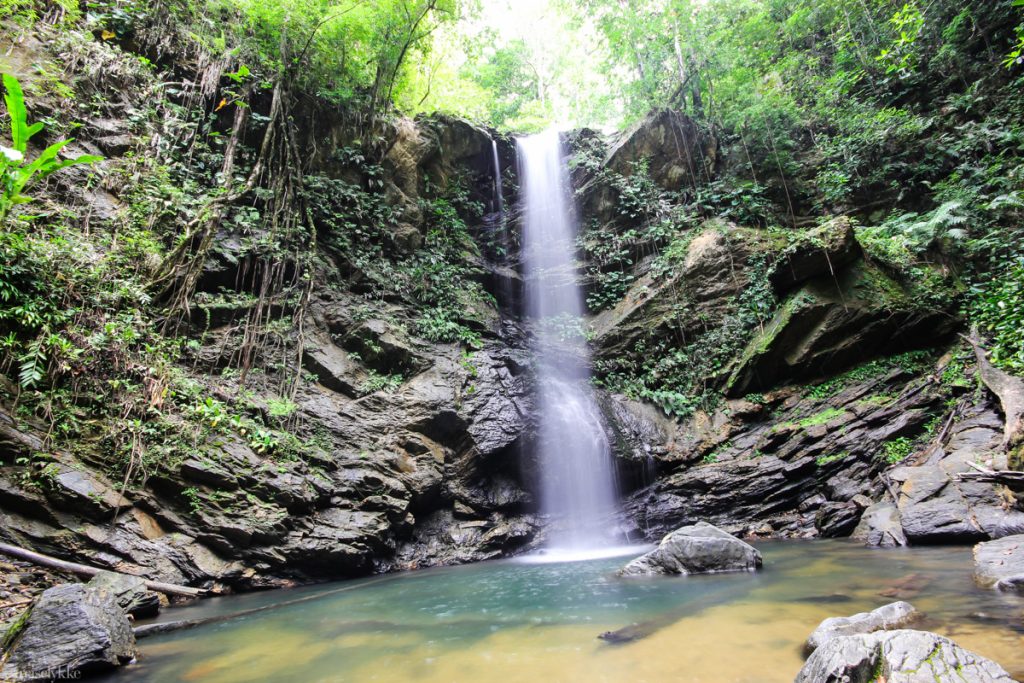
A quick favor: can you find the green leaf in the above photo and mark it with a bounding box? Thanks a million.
[1,74,37,153]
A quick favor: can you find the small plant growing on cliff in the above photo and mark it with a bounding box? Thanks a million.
[1,74,101,224]
[181,486,202,514]
[879,437,914,464]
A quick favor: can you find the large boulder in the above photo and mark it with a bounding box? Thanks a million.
[0,584,137,681]
[87,571,161,619]
[769,217,861,293]
[805,601,918,654]
[795,630,1016,682]
[604,108,718,191]
[727,260,957,395]
[618,521,762,577]
[974,535,1024,591]
[590,221,759,361]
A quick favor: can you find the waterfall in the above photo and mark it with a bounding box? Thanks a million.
[517,131,618,551]
[491,139,504,215]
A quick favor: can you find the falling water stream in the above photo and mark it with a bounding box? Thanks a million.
[491,139,504,214]
[517,131,619,551]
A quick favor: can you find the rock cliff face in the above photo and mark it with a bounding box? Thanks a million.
[570,112,1016,549]
[0,32,539,591]
[0,26,1016,606]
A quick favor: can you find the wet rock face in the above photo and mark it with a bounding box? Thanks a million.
[617,521,761,577]
[804,601,919,654]
[0,310,539,589]
[0,584,136,681]
[795,629,1016,683]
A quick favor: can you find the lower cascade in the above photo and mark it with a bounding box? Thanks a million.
[517,131,619,551]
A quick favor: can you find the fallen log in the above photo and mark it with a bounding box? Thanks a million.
[0,542,207,598]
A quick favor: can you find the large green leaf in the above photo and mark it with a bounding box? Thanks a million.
[1,74,42,153]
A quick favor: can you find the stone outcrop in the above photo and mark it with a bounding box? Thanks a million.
[0,584,136,681]
[795,630,1017,683]
[87,571,161,619]
[614,365,946,540]
[727,260,957,395]
[804,601,919,654]
[604,109,718,192]
[768,217,861,292]
[854,404,1024,547]
[0,310,540,590]
[618,521,761,577]
[590,221,762,362]
[974,535,1024,591]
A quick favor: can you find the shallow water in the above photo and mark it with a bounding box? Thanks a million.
[102,541,1024,683]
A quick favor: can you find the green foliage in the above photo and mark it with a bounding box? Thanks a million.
[879,437,914,464]
[876,1,926,77]
[359,370,403,394]
[804,350,933,400]
[816,451,850,466]
[798,408,846,429]
[1,74,102,225]
[181,486,202,514]
[266,397,297,420]
[968,259,1024,373]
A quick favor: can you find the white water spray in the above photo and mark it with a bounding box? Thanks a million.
[517,131,618,551]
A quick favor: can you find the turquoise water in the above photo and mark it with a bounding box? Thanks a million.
[100,541,1024,683]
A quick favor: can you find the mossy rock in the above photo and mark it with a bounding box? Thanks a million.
[726,258,958,395]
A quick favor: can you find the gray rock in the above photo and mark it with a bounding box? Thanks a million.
[0,584,136,681]
[604,109,718,191]
[87,571,161,619]
[805,601,918,654]
[814,501,863,538]
[974,535,1024,591]
[795,629,1016,682]
[769,217,860,293]
[618,521,762,577]
[727,260,957,395]
[852,502,908,547]
[878,411,1024,546]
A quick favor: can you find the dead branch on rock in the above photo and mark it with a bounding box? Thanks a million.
[0,542,207,598]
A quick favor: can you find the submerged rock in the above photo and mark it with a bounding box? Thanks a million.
[804,601,918,654]
[795,629,1016,682]
[0,583,136,681]
[617,521,762,577]
[974,535,1024,591]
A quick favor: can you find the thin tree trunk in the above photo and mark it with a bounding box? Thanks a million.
[0,542,207,597]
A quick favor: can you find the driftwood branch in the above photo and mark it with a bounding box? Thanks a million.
[957,461,1024,492]
[0,542,207,598]
[963,328,1024,458]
